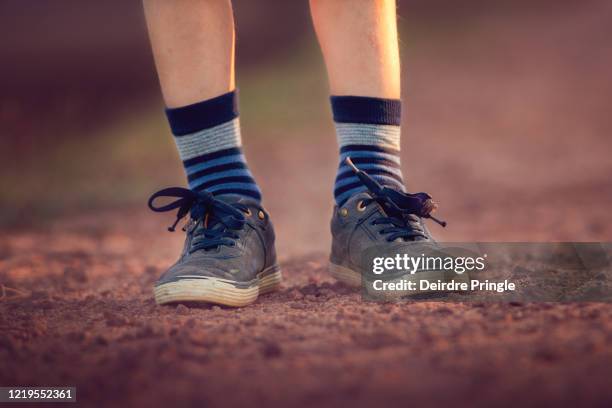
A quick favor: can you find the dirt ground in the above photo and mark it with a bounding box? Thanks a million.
[1,224,611,408]
[2,1,612,406]
[1,130,612,407]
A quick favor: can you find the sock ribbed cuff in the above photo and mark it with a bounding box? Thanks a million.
[331,95,401,126]
[166,90,239,136]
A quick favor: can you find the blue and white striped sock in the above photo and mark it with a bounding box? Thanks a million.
[331,96,405,206]
[165,91,262,202]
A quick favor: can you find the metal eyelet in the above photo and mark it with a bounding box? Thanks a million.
[258,210,265,220]
[339,208,349,217]
[357,200,367,212]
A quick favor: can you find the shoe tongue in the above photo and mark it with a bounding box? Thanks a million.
[212,193,261,208]
[211,193,244,204]
[190,194,239,229]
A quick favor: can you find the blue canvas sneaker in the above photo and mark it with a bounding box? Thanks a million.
[329,158,465,293]
[148,187,281,307]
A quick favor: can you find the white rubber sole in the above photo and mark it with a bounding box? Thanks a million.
[329,262,470,298]
[154,265,282,307]
[329,263,362,287]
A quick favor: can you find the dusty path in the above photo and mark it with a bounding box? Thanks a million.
[2,2,612,405]
[2,64,612,408]
[2,83,612,406]
[1,210,612,407]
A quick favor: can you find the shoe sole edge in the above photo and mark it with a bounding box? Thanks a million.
[328,263,362,287]
[154,265,282,307]
[329,262,471,296]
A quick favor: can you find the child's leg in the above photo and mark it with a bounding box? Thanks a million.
[144,0,261,201]
[312,1,443,289]
[310,0,400,99]
[310,0,404,205]
[144,0,235,107]
[144,1,279,307]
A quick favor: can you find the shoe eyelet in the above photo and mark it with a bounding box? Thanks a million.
[258,210,265,220]
[339,208,349,217]
[244,208,252,217]
[357,200,367,212]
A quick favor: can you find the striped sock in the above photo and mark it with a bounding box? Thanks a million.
[331,95,405,206]
[165,90,262,202]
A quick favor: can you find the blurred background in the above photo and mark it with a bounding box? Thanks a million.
[1,0,611,257]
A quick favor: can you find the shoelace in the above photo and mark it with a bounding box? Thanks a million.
[148,187,249,252]
[345,157,446,242]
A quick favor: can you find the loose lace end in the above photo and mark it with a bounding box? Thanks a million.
[345,155,448,228]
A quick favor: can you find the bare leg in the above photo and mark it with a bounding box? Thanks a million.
[143,0,262,200]
[312,1,443,283]
[311,0,405,206]
[143,0,235,108]
[309,0,401,98]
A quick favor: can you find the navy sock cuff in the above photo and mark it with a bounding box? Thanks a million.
[165,90,239,136]
[330,95,401,126]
